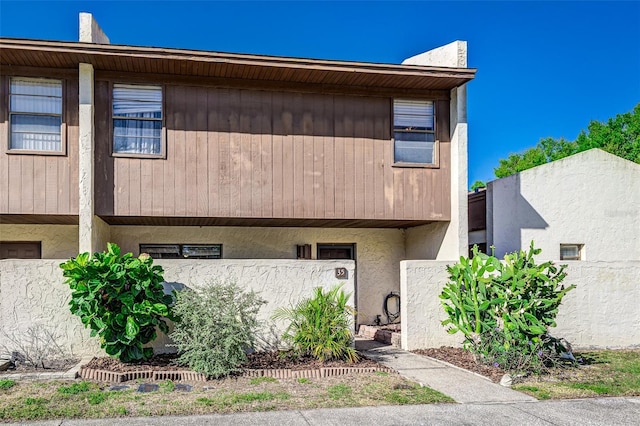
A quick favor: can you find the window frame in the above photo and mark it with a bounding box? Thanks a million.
[6,76,67,156]
[111,83,166,159]
[391,99,439,168]
[139,243,223,259]
[560,244,583,261]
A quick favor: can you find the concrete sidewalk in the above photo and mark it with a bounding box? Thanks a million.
[13,397,640,425]
[358,339,536,404]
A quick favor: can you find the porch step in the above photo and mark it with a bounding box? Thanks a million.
[358,325,401,347]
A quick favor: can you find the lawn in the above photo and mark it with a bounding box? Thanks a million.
[514,350,640,400]
[0,372,453,421]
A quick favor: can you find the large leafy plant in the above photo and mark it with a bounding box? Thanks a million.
[273,285,358,362]
[60,243,172,362]
[440,243,575,372]
[170,281,266,379]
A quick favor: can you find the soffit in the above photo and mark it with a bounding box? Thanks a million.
[0,38,476,92]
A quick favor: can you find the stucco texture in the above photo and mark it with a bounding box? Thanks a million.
[0,259,353,357]
[153,259,355,351]
[0,259,100,357]
[0,225,79,259]
[110,226,404,325]
[400,260,640,350]
[487,149,640,261]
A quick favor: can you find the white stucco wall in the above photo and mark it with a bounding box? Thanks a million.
[400,260,462,350]
[109,226,404,325]
[0,225,79,259]
[487,149,640,261]
[400,260,640,350]
[0,258,354,357]
[405,222,449,259]
[554,261,640,348]
[0,260,100,357]
[153,259,355,351]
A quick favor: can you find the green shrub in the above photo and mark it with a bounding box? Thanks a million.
[273,285,358,362]
[440,243,575,373]
[60,243,172,363]
[170,281,266,379]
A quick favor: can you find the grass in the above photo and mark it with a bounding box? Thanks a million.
[249,377,278,385]
[514,350,640,400]
[0,380,16,391]
[0,373,453,421]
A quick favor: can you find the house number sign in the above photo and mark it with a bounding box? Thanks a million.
[335,268,348,279]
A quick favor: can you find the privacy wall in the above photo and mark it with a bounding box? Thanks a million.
[0,259,354,357]
[400,260,640,350]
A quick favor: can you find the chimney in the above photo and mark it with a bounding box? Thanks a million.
[79,12,110,44]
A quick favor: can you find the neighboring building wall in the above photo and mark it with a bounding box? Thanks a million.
[486,150,640,260]
[400,260,640,350]
[110,225,404,326]
[554,261,640,348]
[0,259,354,357]
[0,224,78,258]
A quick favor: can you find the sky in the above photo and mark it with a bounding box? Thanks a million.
[1,1,639,185]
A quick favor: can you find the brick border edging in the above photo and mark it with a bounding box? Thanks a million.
[79,365,394,383]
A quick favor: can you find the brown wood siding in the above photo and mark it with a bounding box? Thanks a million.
[468,190,486,231]
[96,83,451,221]
[0,70,79,216]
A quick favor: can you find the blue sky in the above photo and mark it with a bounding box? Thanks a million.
[1,1,639,184]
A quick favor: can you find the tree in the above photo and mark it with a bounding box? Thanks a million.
[494,103,640,178]
[470,180,486,191]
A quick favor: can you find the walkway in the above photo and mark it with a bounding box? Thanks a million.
[13,397,640,425]
[357,338,536,404]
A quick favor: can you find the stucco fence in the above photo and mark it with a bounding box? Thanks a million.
[0,259,354,358]
[401,260,640,350]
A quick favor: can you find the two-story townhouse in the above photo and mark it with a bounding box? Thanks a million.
[0,14,475,327]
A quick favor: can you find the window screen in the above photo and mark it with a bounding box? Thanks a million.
[113,84,163,156]
[393,100,435,164]
[9,78,63,152]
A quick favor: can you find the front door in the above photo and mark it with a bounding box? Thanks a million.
[317,243,357,326]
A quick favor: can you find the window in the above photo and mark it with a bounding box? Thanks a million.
[113,84,163,156]
[140,244,222,259]
[560,244,583,260]
[9,77,63,152]
[393,99,436,165]
[0,242,41,259]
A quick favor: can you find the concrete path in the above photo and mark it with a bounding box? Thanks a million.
[13,397,640,425]
[358,339,536,404]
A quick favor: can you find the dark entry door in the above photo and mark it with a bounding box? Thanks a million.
[317,244,357,327]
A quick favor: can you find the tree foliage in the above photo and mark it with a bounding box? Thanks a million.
[470,180,486,191]
[494,103,640,178]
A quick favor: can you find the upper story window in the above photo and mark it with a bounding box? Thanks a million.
[9,77,63,153]
[112,84,163,157]
[393,100,436,165]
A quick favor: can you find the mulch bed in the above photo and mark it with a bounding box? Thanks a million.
[0,358,79,375]
[83,351,381,373]
[413,347,505,383]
